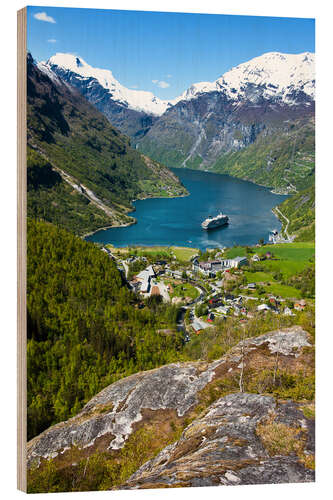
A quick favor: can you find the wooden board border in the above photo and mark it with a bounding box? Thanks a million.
[17,6,27,493]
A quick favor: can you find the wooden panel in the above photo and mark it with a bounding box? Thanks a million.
[17,6,27,493]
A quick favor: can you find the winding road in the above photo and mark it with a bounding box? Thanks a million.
[274,206,291,241]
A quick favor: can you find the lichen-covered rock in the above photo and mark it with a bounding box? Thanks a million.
[125,393,315,488]
[27,360,221,467]
[27,325,312,472]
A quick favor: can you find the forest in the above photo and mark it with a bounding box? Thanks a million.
[27,219,184,439]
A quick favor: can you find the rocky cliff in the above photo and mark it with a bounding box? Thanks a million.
[27,325,315,491]
[126,393,314,488]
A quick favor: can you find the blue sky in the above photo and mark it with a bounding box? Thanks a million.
[27,6,315,100]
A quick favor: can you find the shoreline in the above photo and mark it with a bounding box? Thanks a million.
[171,165,290,194]
[83,170,287,245]
[83,190,188,239]
[82,218,137,239]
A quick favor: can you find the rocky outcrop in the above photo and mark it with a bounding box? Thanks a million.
[27,359,222,467]
[27,325,312,477]
[125,393,315,488]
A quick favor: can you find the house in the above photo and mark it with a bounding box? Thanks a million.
[207,312,215,322]
[192,320,203,334]
[265,252,273,260]
[136,266,156,282]
[192,256,247,276]
[283,307,294,316]
[257,303,271,312]
[173,271,183,279]
[233,296,243,305]
[216,306,230,315]
[230,256,248,268]
[247,283,256,290]
[294,302,306,311]
[135,265,156,295]
[192,318,210,333]
[209,294,222,305]
[252,254,260,262]
[139,278,150,294]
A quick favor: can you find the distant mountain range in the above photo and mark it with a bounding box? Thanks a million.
[42,51,315,193]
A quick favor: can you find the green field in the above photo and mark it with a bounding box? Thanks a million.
[264,283,302,299]
[226,242,314,278]
[244,271,276,283]
[109,245,198,262]
[169,282,200,300]
[170,246,199,262]
[258,242,315,261]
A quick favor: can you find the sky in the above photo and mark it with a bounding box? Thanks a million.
[27,6,315,100]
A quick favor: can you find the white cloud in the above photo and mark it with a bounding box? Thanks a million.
[166,74,172,78]
[157,81,170,88]
[34,12,56,24]
[152,79,170,88]
[47,39,57,43]
[130,85,138,89]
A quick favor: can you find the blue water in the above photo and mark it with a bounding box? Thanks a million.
[86,169,287,250]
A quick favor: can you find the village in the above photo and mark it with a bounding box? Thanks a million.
[101,242,311,340]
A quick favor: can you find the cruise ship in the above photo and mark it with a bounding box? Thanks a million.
[201,212,229,230]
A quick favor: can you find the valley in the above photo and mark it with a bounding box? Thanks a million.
[26,43,316,493]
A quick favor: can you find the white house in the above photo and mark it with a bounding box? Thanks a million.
[192,256,247,276]
[257,303,271,312]
[135,266,156,295]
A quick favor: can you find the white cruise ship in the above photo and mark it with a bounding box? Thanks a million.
[201,212,229,230]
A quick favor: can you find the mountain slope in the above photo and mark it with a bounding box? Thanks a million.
[27,53,187,234]
[41,54,174,138]
[27,219,184,440]
[275,184,315,241]
[137,52,315,192]
[212,115,315,193]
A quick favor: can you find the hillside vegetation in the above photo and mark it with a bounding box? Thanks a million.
[276,184,315,242]
[27,54,187,235]
[27,219,184,440]
[212,117,315,193]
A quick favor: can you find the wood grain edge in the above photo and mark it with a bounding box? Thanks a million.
[17,6,27,493]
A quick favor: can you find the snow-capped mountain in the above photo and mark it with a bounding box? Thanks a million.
[138,51,315,184]
[40,51,315,143]
[40,50,315,187]
[41,53,173,116]
[177,52,315,105]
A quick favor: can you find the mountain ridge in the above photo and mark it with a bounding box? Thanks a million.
[27,53,187,235]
